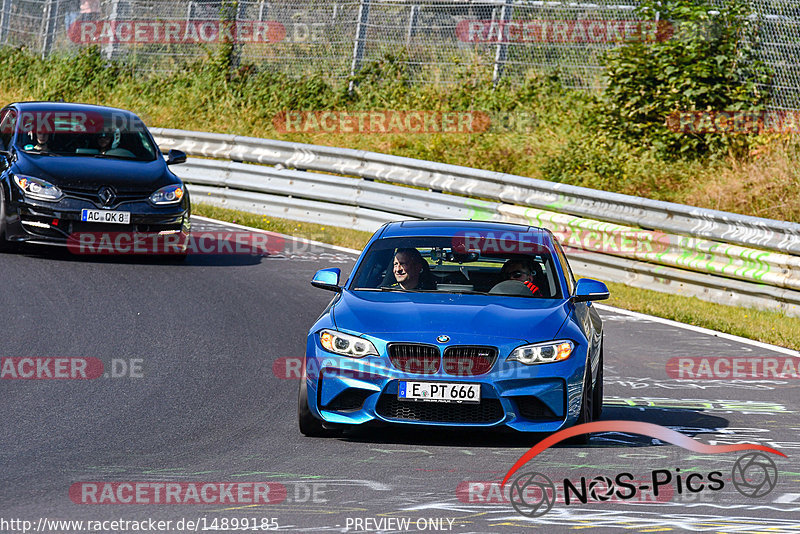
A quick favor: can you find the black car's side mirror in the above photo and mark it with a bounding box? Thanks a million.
[166,149,187,165]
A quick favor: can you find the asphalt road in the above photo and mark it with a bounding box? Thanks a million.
[1,217,799,534]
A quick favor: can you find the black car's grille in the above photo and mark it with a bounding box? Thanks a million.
[443,346,497,376]
[514,396,560,421]
[61,185,152,205]
[388,343,440,374]
[376,394,504,424]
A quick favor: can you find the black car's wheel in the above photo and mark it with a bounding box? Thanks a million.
[592,344,604,421]
[298,379,334,437]
[0,186,11,253]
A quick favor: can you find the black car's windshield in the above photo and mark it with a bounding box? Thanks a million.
[12,109,158,161]
[350,236,563,298]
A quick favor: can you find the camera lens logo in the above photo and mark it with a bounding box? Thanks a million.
[587,475,615,501]
[509,472,555,517]
[732,452,778,498]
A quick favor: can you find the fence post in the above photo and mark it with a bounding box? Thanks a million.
[348,0,371,92]
[40,0,59,58]
[103,0,120,60]
[222,0,244,71]
[406,4,418,48]
[0,0,11,45]
[491,0,513,85]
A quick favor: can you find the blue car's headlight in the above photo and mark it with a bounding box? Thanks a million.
[319,329,378,358]
[13,174,63,201]
[149,184,184,205]
[507,340,574,365]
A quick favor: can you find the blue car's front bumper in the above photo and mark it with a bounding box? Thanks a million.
[304,330,588,433]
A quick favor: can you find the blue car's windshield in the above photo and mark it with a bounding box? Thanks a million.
[350,236,563,298]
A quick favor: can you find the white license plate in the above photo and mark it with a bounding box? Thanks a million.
[398,381,481,404]
[81,209,131,224]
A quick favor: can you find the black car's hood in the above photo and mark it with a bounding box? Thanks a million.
[14,154,176,189]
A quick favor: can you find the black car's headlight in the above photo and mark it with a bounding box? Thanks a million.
[319,329,378,358]
[507,340,574,365]
[13,174,63,202]
[149,184,184,205]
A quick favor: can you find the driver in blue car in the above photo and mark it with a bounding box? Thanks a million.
[500,258,540,296]
[390,248,435,290]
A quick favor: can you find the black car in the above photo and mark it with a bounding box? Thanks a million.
[0,102,189,252]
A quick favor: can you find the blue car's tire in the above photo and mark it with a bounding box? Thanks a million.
[567,364,594,445]
[592,345,604,421]
[298,379,334,437]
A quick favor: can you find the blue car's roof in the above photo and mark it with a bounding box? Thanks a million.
[379,220,542,238]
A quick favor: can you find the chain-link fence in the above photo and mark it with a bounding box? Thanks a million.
[1,0,799,109]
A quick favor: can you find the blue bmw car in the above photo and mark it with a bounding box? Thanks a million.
[299,220,608,439]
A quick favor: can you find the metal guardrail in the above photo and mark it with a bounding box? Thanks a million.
[151,128,800,317]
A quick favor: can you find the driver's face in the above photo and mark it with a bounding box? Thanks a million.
[98,135,111,147]
[36,132,49,144]
[505,262,533,282]
[393,252,421,289]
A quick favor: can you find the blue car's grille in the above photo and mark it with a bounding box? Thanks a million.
[376,394,504,424]
[387,343,440,374]
[443,346,497,376]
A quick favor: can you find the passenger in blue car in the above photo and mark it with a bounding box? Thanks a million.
[501,258,541,296]
[390,247,435,290]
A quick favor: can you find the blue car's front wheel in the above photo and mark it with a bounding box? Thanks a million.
[298,379,342,437]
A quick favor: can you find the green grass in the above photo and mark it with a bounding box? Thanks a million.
[2,46,799,221]
[194,202,800,351]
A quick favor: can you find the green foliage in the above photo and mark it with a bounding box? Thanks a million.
[0,35,793,220]
[599,0,772,158]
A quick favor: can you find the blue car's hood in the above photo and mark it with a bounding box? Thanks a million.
[14,155,173,188]
[333,290,570,343]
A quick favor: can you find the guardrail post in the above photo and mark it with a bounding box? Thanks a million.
[491,0,514,85]
[40,0,59,58]
[348,0,371,92]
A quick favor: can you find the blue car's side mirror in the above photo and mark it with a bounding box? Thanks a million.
[572,278,609,302]
[311,268,342,292]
